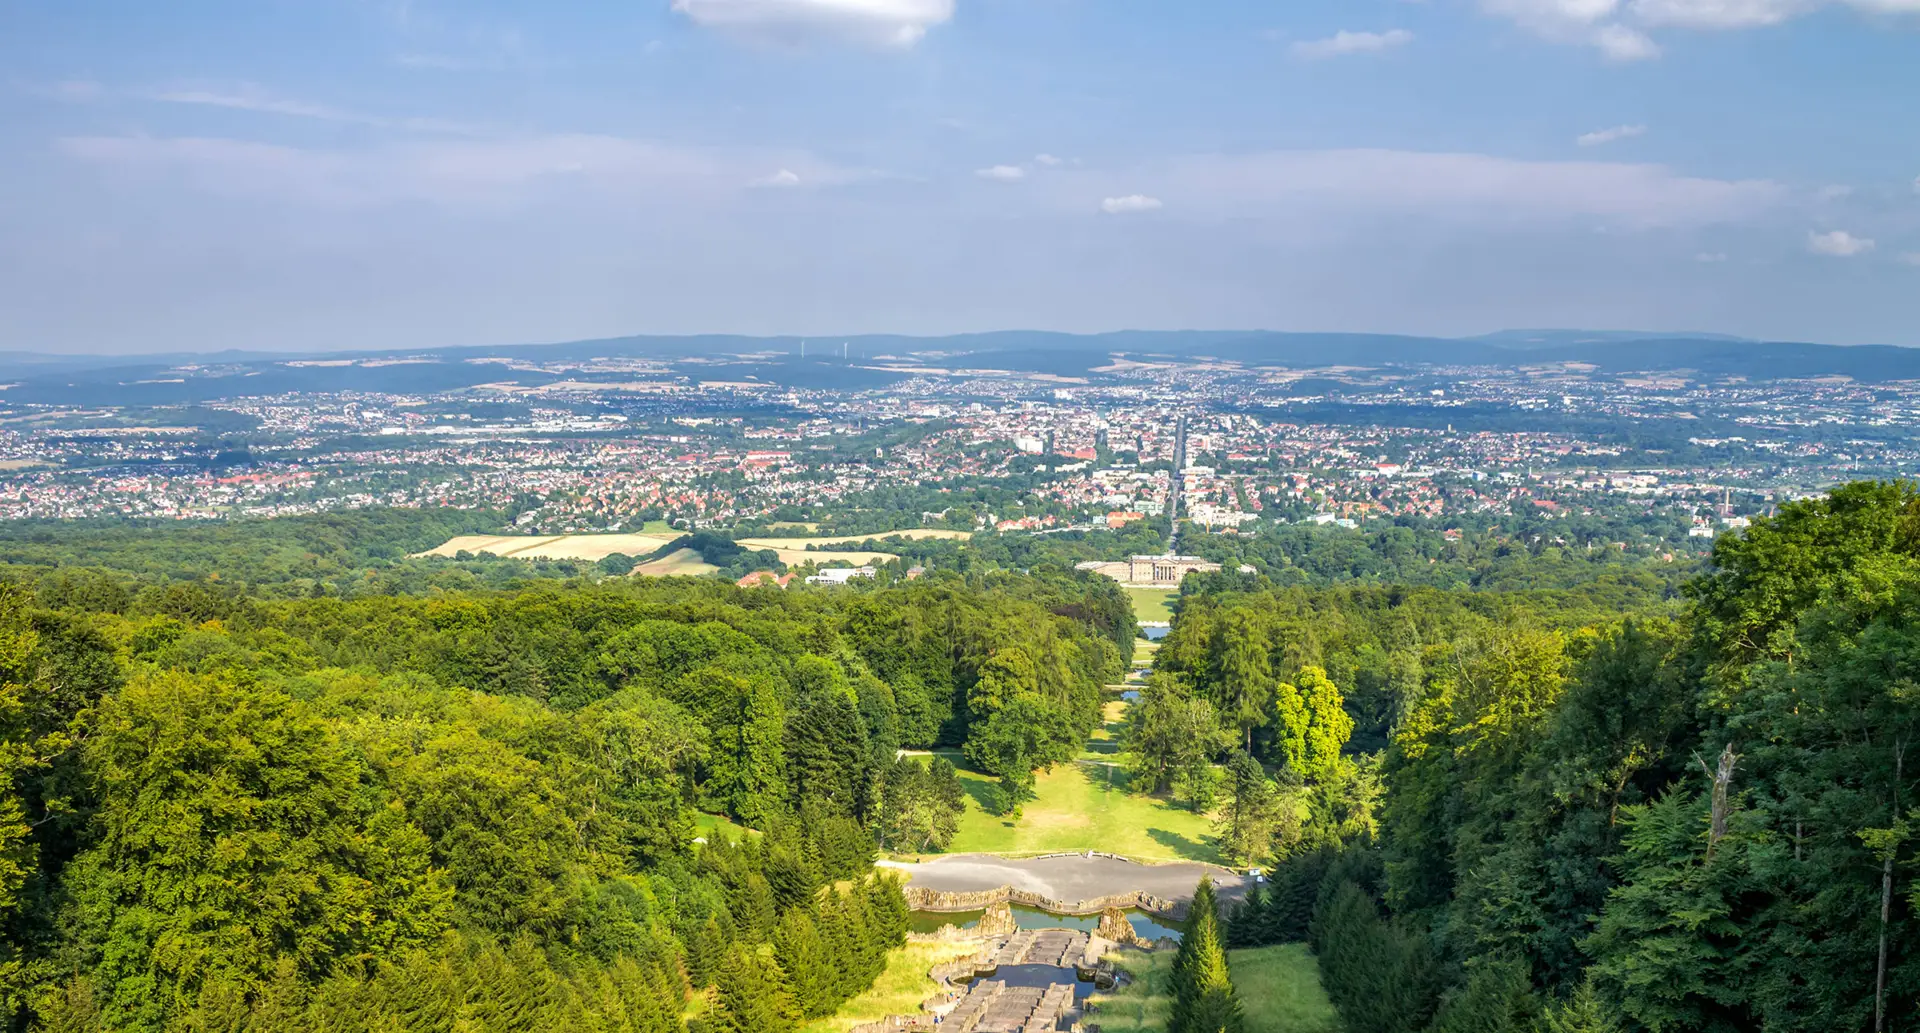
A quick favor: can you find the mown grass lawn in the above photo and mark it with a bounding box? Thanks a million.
[1088,943,1341,1033]
[797,940,982,1033]
[1081,699,1129,760]
[935,751,1220,864]
[1125,586,1179,624]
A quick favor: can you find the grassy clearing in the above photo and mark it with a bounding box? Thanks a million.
[937,751,1219,864]
[1082,700,1129,760]
[1125,586,1179,624]
[694,811,758,843]
[797,940,982,1033]
[1089,944,1341,1033]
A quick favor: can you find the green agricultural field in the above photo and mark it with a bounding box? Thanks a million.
[1125,586,1179,624]
[936,752,1219,864]
[798,940,982,1033]
[1089,943,1341,1033]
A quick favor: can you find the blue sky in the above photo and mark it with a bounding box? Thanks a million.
[1,0,1916,354]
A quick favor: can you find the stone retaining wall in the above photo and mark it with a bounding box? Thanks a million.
[904,884,1186,921]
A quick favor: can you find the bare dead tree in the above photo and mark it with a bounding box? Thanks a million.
[1694,744,1739,862]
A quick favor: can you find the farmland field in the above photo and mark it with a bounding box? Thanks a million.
[636,548,722,578]
[418,532,896,569]
[417,533,680,561]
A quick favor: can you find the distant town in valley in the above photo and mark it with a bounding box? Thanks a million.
[0,331,1908,559]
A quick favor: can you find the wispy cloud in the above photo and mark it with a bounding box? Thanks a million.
[1808,229,1875,257]
[1290,29,1414,59]
[147,85,479,134]
[32,79,106,102]
[1090,149,1783,229]
[1577,124,1647,147]
[752,168,803,187]
[1695,252,1729,263]
[976,165,1026,182]
[1101,195,1163,214]
[57,133,863,207]
[673,0,955,48]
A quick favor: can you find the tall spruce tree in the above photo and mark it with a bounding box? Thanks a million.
[1172,877,1242,1033]
[772,908,833,1018]
[711,946,798,1033]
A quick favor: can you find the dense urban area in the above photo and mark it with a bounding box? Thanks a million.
[0,347,1904,540]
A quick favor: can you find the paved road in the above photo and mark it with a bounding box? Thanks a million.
[881,853,1251,904]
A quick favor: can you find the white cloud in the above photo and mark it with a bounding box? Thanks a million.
[976,165,1026,182]
[1483,0,1915,59]
[1290,29,1415,59]
[1695,252,1729,262]
[1101,195,1163,214]
[1034,154,1063,167]
[1808,229,1875,257]
[1815,184,1853,201]
[1902,252,1920,267]
[753,168,803,187]
[672,0,955,47]
[1577,124,1647,147]
[1593,23,1662,59]
[1628,0,1811,27]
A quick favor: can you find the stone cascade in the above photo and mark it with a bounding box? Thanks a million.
[941,980,1081,1033]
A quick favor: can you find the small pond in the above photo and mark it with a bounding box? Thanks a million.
[1120,690,1140,702]
[1142,626,1170,641]
[908,903,1185,942]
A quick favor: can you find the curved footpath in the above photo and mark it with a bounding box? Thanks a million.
[880,853,1251,905]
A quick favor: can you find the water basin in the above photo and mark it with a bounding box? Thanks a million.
[953,963,1100,1000]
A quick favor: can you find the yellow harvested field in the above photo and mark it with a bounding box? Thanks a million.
[416,533,681,561]
[756,547,899,567]
[636,549,722,578]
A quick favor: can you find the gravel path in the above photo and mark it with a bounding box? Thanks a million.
[880,853,1252,904]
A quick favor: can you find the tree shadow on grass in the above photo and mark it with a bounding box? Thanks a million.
[1147,827,1219,864]
[958,775,1002,813]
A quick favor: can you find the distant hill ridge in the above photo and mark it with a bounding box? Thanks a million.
[3,329,1916,405]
